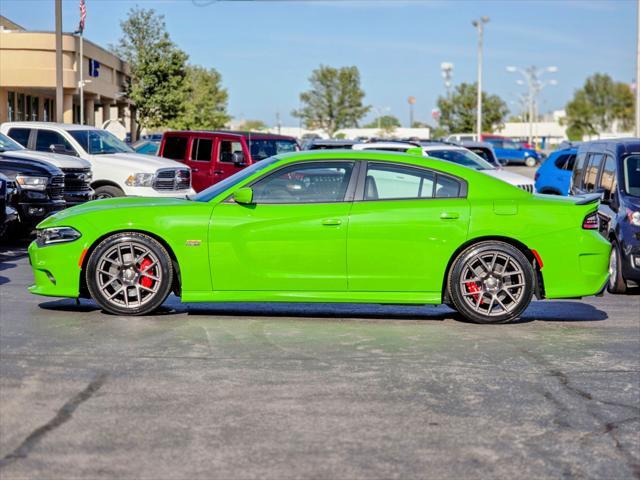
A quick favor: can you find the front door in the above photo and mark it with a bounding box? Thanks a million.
[213,136,247,184]
[347,162,470,293]
[210,161,357,292]
[185,136,214,192]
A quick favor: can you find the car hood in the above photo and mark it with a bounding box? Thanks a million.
[7,150,91,169]
[90,152,189,172]
[38,196,193,227]
[482,169,535,185]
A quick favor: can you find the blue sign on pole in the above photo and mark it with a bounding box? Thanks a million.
[89,59,101,78]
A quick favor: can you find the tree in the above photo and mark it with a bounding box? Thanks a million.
[170,65,230,130]
[293,65,370,137]
[114,7,189,135]
[364,115,401,129]
[437,83,508,134]
[564,73,634,139]
[238,119,268,131]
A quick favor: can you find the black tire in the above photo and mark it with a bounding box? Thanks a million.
[525,157,537,168]
[607,241,627,294]
[86,232,173,315]
[447,241,535,324]
[94,185,124,199]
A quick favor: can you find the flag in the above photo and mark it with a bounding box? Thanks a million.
[79,0,86,33]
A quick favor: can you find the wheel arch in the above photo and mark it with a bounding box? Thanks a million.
[79,229,182,298]
[90,179,125,192]
[441,235,545,303]
[538,187,562,196]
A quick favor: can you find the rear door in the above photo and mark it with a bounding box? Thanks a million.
[185,136,215,192]
[347,162,470,294]
[213,134,246,183]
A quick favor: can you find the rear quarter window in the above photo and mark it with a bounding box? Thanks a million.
[571,152,587,191]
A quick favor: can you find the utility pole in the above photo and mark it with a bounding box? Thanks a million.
[472,17,489,140]
[636,0,640,136]
[55,0,63,122]
[441,62,454,99]
[407,96,416,128]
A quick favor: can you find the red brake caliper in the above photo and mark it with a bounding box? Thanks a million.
[465,281,483,304]
[139,258,154,288]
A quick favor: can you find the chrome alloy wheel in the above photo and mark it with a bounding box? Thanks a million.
[608,248,617,289]
[460,250,526,317]
[95,241,163,309]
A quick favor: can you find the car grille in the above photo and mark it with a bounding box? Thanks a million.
[517,184,534,193]
[48,175,65,199]
[153,168,191,191]
[61,168,92,192]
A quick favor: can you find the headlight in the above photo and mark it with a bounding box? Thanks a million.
[125,173,155,187]
[16,175,48,191]
[36,226,82,246]
[627,209,640,226]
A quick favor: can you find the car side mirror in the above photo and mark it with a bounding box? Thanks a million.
[232,152,246,167]
[50,144,75,156]
[233,187,253,205]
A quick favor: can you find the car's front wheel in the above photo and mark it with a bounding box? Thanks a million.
[447,241,535,324]
[86,232,173,315]
[94,185,124,199]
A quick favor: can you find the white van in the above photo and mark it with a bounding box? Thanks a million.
[1,122,195,199]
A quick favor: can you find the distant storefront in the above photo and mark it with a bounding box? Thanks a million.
[0,15,136,139]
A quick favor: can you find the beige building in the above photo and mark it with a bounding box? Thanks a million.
[0,15,136,139]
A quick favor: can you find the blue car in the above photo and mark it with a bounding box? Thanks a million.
[534,147,577,196]
[485,138,541,167]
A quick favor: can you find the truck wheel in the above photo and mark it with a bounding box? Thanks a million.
[607,241,627,294]
[94,185,124,199]
[86,232,174,315]
[447,241,535,324]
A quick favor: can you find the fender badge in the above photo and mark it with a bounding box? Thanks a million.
[185,240,202,247]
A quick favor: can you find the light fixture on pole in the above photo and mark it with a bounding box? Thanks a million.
[373,106,390,131]
[440,62,454,99]
[407,96,416,128]
[472,16,489,140]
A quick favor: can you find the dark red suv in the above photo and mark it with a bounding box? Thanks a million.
[159,131,299,192]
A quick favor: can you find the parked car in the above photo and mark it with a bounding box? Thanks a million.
[28,150,609,324]
[0,172,18,239]
[571,138,640,293]
[534,147,577,196]
[484,138,540,167]
[0,154,66,231]
[444,133,478,143]
[1,122,195,199]
[132,139,160,156]
[0,132,93,206]
[303,139,357,150]
[158,130,298,192]
[459,141,505,167]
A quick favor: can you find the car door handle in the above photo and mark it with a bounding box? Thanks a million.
[191,168,199,173]
[440,212,459,220]
[322,219,342,226]
[213,170,224,175]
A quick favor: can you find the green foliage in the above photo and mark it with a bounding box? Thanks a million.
[564,73,634,138]
[437,83,508,134]
[115,7,189,134]
[364,115,401,129]
[293,65,370,137]
[238,119,268,131]
[170,65,230,130]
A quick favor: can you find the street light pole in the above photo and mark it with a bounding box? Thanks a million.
[636,0,640,137]
[472,17,489,140]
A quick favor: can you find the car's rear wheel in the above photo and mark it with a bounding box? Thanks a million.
[447,241,535,324]
[607,241,627,294]
[86,232,173,315]
[525,157,537,168]
[94,185,124,199]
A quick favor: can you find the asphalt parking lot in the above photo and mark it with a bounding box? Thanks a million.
[1,168,639,479]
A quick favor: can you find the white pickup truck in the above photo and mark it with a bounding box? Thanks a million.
[1,122,195,199]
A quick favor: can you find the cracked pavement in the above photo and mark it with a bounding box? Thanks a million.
[1,245,639,479]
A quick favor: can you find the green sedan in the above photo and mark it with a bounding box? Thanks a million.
[28,150,610,324]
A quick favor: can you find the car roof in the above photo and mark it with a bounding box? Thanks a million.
[352,142,418,150]
[166,130,297,141]
[421,144,466,152]
[460,141,494,149]
[1,122,100,131]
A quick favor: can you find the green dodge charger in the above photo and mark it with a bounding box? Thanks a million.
[28,150,610,324]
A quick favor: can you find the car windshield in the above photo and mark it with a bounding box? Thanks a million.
[69,130,134,155]
[248,139,298,161]
[426,149,495,170]
[192,156,282,202]
[623,154,640,197]
[0,133,24,152]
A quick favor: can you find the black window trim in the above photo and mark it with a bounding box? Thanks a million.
[190,137,214,163]
[353,160,468,202]
[224,159,361,205]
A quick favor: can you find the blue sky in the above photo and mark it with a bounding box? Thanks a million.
[1,0,636,126]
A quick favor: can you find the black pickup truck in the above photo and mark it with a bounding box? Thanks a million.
[0,154,66,232]
[0,172,18,239]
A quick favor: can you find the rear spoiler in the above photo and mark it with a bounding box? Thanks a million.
[573,193,602,205]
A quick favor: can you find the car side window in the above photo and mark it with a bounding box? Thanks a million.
[162,136,188,160]
[34,129,74,153]
[554,154,570,169]
[365,164,435,200]
[219,140,244,163]
[584,153,604,192]
[599,155,617,201]
[565,154,577,171]
[252,162,354,204]
[7,128,31,147]
[572,152,587,190]
[191,138,213,162]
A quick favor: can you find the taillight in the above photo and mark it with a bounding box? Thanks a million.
[534,172,539,181]
[582,212,599,230]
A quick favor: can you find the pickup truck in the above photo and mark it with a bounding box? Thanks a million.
[159,130,298,192]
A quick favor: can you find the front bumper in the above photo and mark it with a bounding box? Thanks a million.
[28,238,86,298]
[17,200,66,227]
[64,189,94,206]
